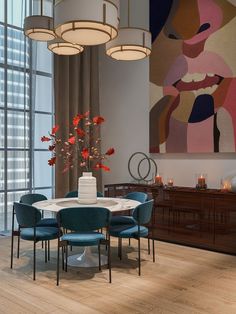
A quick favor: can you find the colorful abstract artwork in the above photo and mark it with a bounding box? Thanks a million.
[149,0,236,153]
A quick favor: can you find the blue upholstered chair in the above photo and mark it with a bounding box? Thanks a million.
[110,192,148,226]
[109,200,154,275]
[20,193,58,258]
[65,190,104,198]
[56,206,111,285]
[20,193,58,227]
[10,202,60,280]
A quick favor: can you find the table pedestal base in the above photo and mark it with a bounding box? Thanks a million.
[67,247,107,268]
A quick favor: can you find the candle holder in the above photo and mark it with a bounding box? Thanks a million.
[167,178,174,188]
[220,178,231,192]
[196,173,207,190]
[155,174,163,187]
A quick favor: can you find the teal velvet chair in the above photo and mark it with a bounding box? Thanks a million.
[10,202,60,280]
[20,193,58,227]
[20,193,58,258]
[56,206,112,286]
[109,200,154,276]
[65,190,104,198]
[110,192,148,226]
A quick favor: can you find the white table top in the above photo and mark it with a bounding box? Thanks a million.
[33,197,140,213]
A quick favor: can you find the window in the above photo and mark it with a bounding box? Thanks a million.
[0,0,54,231]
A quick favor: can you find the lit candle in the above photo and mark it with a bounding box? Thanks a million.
[198,175,205,188]
[155,174,163,186]
[167,178,173,187]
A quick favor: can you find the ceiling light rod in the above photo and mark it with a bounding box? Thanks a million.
[40,0,43,15]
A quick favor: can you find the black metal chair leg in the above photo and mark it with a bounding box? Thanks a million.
[42,241,44,249]
[108,235,111,283]
[98,242,101,271]
[120,238,122,260]
[10,209,15,269]
[33,241,36,281]
[152,239,155,262]
[62,246,65,271]
[57,240,60,286]
[17,226,20,258]
[48,240,50,261]
[128,238,131,246]
[65,245,68,272]
[148,238,150,255]
[45,241,48,263]
[138,237,141,276]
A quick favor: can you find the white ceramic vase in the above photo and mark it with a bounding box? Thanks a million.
[78,172,97,204]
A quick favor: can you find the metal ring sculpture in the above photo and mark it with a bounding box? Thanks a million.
[128,152,158,182]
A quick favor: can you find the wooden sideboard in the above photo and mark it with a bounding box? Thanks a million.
[104,183,236,255]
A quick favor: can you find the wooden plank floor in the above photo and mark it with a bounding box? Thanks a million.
[1,236,236,314]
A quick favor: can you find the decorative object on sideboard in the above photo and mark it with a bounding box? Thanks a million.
[221,174,236,192]
[167,178,174,188]
[128,152,157,183]
[155,174,163,187]
[196,174,207,190]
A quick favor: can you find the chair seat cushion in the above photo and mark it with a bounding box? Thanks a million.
[37,218,58,228]
[61,232,105,246]
[20,227,59,241]
[110,215,136,226]
[109,224,148,238]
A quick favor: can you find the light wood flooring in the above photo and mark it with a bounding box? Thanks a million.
[0,236,236,314]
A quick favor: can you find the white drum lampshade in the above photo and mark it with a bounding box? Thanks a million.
[106,27,151,61]
[24,15,55,41]
[54,0,119,46]
[48,38,84,55]
[24,0,56,42]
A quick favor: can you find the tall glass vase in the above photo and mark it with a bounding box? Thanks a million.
[78,172,97,204]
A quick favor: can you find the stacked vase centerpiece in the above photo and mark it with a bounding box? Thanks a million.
[78,172,97,204]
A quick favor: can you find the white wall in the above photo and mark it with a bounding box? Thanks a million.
[99,0,236,189]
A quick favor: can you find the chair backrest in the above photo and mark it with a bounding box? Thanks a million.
[20,193,47,205]
[14,202,41,227]
[125,192,148,203]
[132,200,154,225]
[57,207,111,232]
[65,191,104,198]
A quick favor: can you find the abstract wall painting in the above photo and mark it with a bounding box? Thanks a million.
[149,0,236,153]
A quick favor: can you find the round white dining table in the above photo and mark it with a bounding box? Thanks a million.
[33,197,140,268]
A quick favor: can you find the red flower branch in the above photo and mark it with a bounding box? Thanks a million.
[41,112,115,172]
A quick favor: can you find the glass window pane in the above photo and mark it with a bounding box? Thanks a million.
[0,25,4,63]
[33,0,53,16]
[7,111,30,148]
[0,110,4,148]
[34,151,52,187]
[0,0,4,22]
[0,193,4,231]
[7,0,29,28]
[7,151,30,190]
[0,151,4,190]
[7,190,30,230]
[7,27,30,68]
[0,69,4,107]
[35,113,52,149]
[7,70,30,110]
[35,75,52,112]
[33,41,52,74]
[34,188,52,199]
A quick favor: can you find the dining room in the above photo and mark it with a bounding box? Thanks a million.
[1,0,236,313]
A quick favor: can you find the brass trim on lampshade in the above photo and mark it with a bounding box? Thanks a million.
[106,27,151,61]
[54,0,120,46]
[47,38,84,55]
[24,15,56,41]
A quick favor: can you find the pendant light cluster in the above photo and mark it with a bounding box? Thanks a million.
[24,0,151,60]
